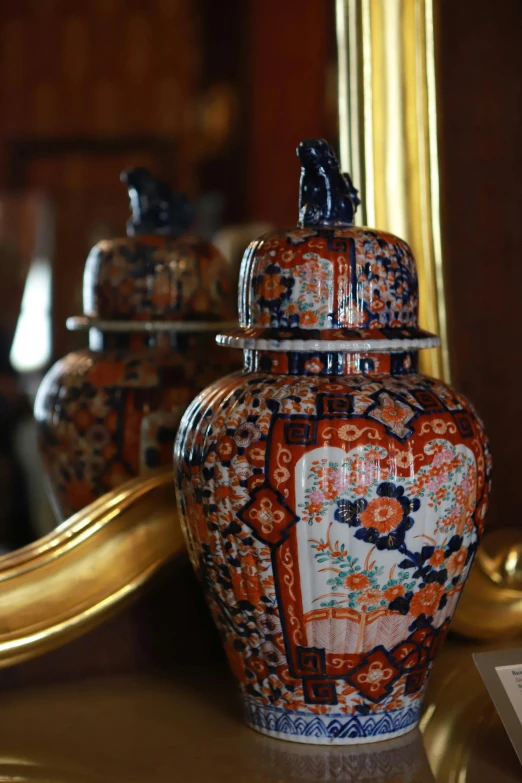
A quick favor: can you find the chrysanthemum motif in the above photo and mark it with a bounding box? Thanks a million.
[334,482,420,549]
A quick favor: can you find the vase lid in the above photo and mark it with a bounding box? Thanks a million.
[217,139,440,353]
[70,168,235,329]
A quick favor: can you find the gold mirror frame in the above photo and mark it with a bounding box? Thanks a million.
[336,0,521,641]
[336,0,449,381]
[0,468,182,668]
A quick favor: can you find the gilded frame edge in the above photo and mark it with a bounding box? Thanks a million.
[0,468,182,668]
[336,0,450,382]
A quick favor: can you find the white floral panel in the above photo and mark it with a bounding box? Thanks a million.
[294,441,477,656]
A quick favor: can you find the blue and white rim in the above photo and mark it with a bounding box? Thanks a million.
[244,699,422,745]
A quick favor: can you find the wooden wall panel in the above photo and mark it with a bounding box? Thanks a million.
[438,0,522,530]
[247,0,336,227]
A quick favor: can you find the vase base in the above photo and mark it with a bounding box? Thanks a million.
[244,700,421,745]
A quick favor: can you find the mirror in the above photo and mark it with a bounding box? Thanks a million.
[0,1,339,555]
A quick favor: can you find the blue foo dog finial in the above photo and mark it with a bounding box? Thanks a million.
[121,167,194,237]
[297,138,360,228]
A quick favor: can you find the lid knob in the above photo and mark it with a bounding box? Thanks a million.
[121,167,194,238]
[297,139,360,228]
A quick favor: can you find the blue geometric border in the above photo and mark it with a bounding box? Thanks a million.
[244,699,422,743]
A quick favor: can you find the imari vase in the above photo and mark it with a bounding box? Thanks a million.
[36,168,238,520]
[174,140,491,744]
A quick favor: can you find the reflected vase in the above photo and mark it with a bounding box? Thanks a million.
[35,167,239,520]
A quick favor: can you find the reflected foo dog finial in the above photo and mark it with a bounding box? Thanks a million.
[121,167,194,237]
[297,138,360,227]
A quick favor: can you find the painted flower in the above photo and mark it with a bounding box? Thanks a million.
[431,418,447,434]
[460,477,471,494]
[258,274,286,300]
[359,589,383,606]
[378,398,410,425]
[234,422,261,447]
[337,423,362,441]
[446,549,467,577]
[309,490,325,503]
[217,436,236,461]
[273,466,290,484]
[246,655,269,680]
[392,450,414,469]
[427,473,448,491]
[359,497,403,534]
[335,482,420,550]
[371,297,386,312]
[433,449,453,467]
[344,573,371,591]
[245,443,266,467]
[279,249,296,266]
[384,584,405,601]
[300,311,319,328]
[410,584,444,618]
[304,357,324,373]
[429,549,446,567]
[354,660,393,691]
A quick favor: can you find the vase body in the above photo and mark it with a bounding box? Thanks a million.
[36,331,238,520]
[175,348,490,744]
[174,183,492,744]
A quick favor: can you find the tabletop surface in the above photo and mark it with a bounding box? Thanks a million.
[0,636,521,782]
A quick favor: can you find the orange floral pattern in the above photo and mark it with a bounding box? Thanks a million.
[175,364,491,742]
[359,497,403,533]
[245,227,419,334]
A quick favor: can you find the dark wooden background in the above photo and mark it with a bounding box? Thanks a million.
[438,0,522,534]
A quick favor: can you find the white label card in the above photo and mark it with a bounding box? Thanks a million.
[474,648,522,766]
[496,664,522,725]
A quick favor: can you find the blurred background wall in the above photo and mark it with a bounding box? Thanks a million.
[437,0,521,534]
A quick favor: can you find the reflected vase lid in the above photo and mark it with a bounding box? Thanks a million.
[68,168,235,333]
[218,139,440,353]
